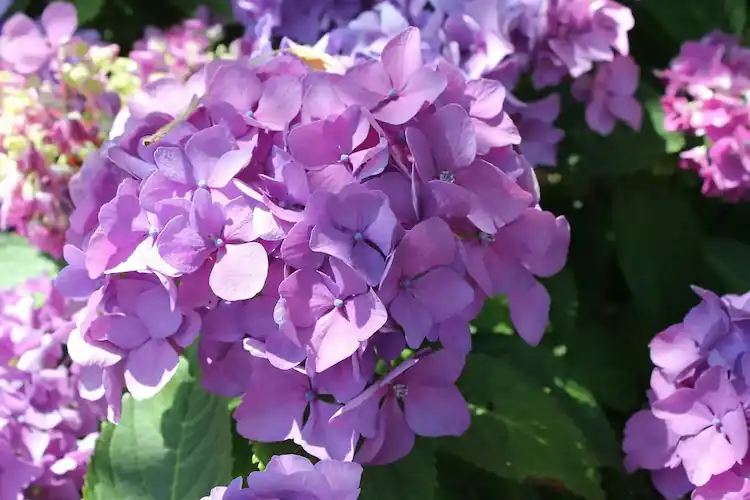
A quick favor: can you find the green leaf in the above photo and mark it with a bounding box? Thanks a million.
[359,440,438,500]
[442,354,606,500]
[75,0,105,23]
[83,358,233,500]
[612,179,707,328]
[643,0,746,40]
[250,441,307,471]
[471,335,622,469]
[705,238,750,293]
[0,233,57,289]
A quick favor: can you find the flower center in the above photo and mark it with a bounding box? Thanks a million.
[246,110,255,119]
[353,232,364,241]
[148,227,159,237]
[393,383,408,399]
[439,171,456,183]
[214,237,225,247]
[387,88,397,99]
[197,180,207,189]
[339,153,350,163]
[401,278,413,289]
[305,390,316,402]
[333,298,344,308]
[479,232,495,243]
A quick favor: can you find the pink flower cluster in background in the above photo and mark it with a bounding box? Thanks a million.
[661,31,750,201]
[623,287,750,499]
[0,2,122,258]
[0,276,103,500]
[58,26,569,466]
[129,6,224,84]
[0,2,220,260]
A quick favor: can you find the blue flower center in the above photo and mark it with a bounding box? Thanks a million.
[339,153,350,163]
[401,278,413,289]
[148,227,159,237]
[354,232,364,242]
[712,417,721,427]
[197,180,207,189]
[305,390,316,402]
[246,110,255,119]
[480,232,495,243]
[214,237,225,247]
[439,171,456,183]
[387,88,397,99]
[333,298,344,308]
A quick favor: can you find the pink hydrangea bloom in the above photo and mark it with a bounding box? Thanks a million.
[660,31,750,201]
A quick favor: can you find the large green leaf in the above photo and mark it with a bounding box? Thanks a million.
[641,0,746,41]
[705,238,750,294]
[83,358,233,500]
[75,0,105,24]
[471,335,622,469]
[0,233,57,289]
[612,179,707,328]
[442,354,606,500]
[359,440,438,500]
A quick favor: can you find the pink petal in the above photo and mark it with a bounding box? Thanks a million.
[375,67,447,125]
[41,2,77,47]
[253,75,303,131]
[678,427,739,487]
[382,27,423,90]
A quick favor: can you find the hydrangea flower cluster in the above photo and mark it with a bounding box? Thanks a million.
[0,2,223,259]
[623,286,750,499]
[59,26,569,465]
[129,6,224,85]
[0,276,103,500]
[660,31,750,201]
[231,0,360,45]
[231,0,642,166]
[0,2,126,257]
[203,454,362,499]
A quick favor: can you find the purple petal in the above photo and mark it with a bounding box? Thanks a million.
[41,2,77,46]
[156,215,211,274]
[209,242,269,301]
[124,339,179,400]
[404,383,470,437]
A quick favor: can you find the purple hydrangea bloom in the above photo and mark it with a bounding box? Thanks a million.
[202,454,363,500]
[572,55,642,135]
[58,26,570,464]
[623,287,750,498]
[1,277,104,500]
